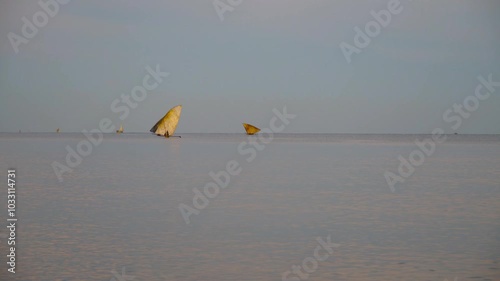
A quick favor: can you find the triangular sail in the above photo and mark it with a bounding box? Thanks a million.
[116,124,124,133]
[150,105,182,137]
[242,123,260,135]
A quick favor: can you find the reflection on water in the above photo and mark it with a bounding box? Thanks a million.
[0,133,499,281]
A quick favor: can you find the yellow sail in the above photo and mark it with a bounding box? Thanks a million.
[242,123,260,135]
[150,105,182,137]
[116,124,124,133]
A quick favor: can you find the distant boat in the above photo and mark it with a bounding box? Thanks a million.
[56,128,60,133]
[116,124,124,134]
[150,105,182,138]
[242,123,260,135]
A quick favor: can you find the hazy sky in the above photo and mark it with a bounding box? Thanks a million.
[1,0,499,133]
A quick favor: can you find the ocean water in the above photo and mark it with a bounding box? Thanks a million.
[0,133,499,281]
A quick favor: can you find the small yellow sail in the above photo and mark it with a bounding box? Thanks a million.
[242,123,260,135]
[116,124,124,133]
[150,105,182,137]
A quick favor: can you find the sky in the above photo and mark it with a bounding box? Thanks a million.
[0,0,499,133]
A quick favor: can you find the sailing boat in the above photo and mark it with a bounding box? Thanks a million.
[116,124,124,133]
[56,128,60,133]
[150,105,182,138]
[242,123,260,135]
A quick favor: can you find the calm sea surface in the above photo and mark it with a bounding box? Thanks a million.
[0,133,499,281]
